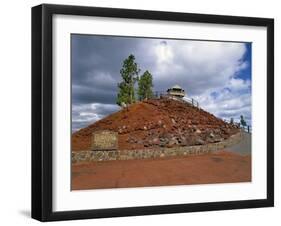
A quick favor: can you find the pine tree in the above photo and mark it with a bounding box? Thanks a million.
[240,115,247,128]
[138,70,153,101]
[116,54,140,106]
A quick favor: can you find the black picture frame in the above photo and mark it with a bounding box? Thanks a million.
[32,3,274,222]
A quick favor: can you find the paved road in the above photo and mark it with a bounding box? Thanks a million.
[227,132,251,155]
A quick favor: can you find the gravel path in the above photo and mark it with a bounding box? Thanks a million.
[72,151,251,190]
[227,132,251,155]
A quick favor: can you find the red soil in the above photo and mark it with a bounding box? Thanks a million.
[72,98,239,151]
[71,151,251,190]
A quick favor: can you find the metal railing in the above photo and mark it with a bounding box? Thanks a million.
[223,119,252,133]
[183,97,200,108]
[151,91,199,108]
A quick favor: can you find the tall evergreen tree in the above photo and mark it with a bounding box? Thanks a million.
[116,54,140,106]
[240,115,247,128]
[138,70,153,101]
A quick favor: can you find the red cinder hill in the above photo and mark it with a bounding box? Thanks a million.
[72,98,239,151]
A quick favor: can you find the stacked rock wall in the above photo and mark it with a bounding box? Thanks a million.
[72,131,242,163]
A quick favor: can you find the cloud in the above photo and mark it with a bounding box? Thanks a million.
[72,35,251,131]
[148,40,248,95]
[72,103,120,131]
[193,85,251,125]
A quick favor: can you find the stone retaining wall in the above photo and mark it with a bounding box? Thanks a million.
[72,131,242,163]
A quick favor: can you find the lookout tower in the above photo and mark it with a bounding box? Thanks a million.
[167,85,185,98]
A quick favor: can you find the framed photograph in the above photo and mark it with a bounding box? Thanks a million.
[32,4,274,221]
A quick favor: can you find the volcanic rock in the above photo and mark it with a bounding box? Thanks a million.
[72,98,239,151]
[195,138,205,145]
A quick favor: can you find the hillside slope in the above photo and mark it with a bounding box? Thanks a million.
[72,98,239,151]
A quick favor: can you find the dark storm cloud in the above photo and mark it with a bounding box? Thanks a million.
[71,35,155,105]
[71,35,181,107]
[72,84,116,104]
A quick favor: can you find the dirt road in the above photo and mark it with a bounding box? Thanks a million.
[72,151,251,190]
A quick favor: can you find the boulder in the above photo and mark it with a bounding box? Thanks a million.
[195,138,205,145]
[143,142,149,147]
[214,137,224,143]
[152,137,160,145]
[209,132,215,138]
[179,137,188,146]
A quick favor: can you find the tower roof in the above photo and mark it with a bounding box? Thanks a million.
[171,84,182,90]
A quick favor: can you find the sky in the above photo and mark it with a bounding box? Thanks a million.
[72,34,252,132]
